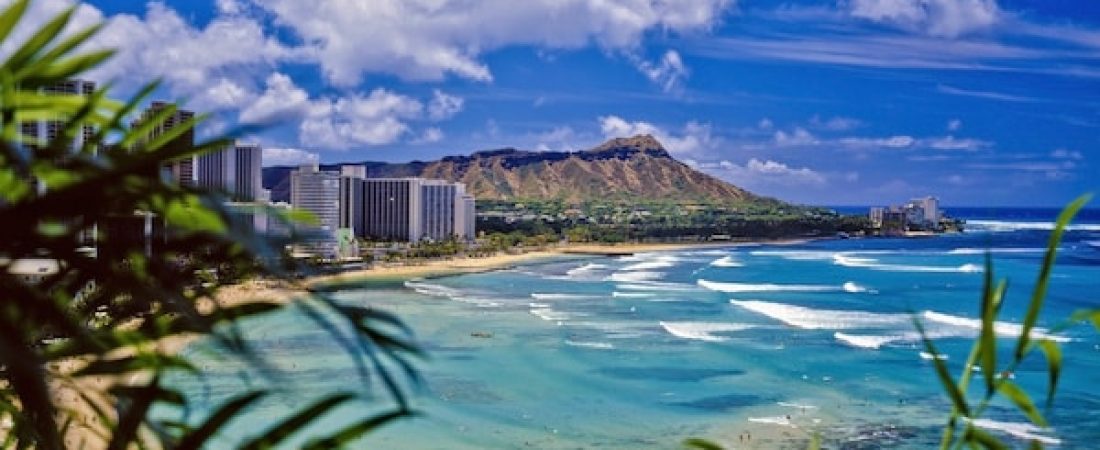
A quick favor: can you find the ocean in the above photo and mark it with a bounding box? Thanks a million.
[165,207,1100,448]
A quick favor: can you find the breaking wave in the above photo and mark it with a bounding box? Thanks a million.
[608,271,666,282]
[698,279,870,293]
[709,256,744,267]
[833,254,982,273]
[968,418,1061,446]
[659,321,755,342]
[730,300,1070,348]
[966,220,1100,233]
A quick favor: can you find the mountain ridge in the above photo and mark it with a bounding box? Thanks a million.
[262,135,768,205]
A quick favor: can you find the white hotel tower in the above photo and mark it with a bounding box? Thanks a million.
[196,143,262,201]
[360,178,475,242]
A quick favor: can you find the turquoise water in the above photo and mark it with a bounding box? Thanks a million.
[166,213,1100,448]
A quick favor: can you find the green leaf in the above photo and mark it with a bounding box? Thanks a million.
[998,381,1048,427]
[978,254,999,395]
[34,49,116,81]
[2,5,74,70]
[1069,309,1100,332]
[301,410,413,450]
[1016,194,1091,360]
[914,317,970,417]
[175,391,268,450]
[239,394,355,450]
[107,376,162,450]
[1037,339,1062,409]
[682,438,725,450]
[963,424,1010,450]
[0,0,28,46]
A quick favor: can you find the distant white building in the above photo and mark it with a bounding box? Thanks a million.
[290,164,341,256]
[356,178,475,242]
[338,165,366,236]
[910,196,940,224]
[197,143,263,201]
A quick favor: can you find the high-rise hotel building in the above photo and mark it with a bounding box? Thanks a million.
[196,143,263,201]
[290,164,341,254]
[359,178,475,242]
[19,79,97,195]
[338,165,366,236]
[133,101,195,187]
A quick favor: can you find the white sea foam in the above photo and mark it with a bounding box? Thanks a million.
[966,220,1100,233]
[750,250,837,260]
[621,257,679,271]
[968,418,1061,445]
[659,321,754,342]
[573,321,650,339]
[833,254,983,273]
[404,280,460,297]
[608,271,666,282]
[834,332,902,349]
[947,247,1046,255]
[731,300,1071,344]
[566,263,608,276]
[729,300,911,330]
[528,302,551,308]
[616,281,700,292]
[748,416,797,428]
[530,293,598,300]
[919,351,949,361]
[698,279,865,293]
[529,307,583,322]
[449,296,502,307]
[709,256,744,267]
[611,291,656,298]
[921,311,1071,343]
[564,340,615,350]
[778,401,818,410]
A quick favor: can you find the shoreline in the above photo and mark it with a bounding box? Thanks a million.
[307,238,816,289]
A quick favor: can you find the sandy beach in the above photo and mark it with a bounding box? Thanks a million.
[309,239,812,288]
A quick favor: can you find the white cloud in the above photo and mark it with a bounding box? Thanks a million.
[427,90,465,121]
[533,126,578,152]
[847,0,1001,37]
[198,78,254,110]
[247,0,732,85]
[838,135,915,148]
[936,84,1035,102]
[773,127,818,146]
[1051,148,1084,160]
[412,127,445,144]
[810,115,862,131]
[599,116,717,155]
[91,3,295,91]
[216,0,244,15]
[757,118,774,130]
[238,72,310,124]
[630,50,689,93]
[947,119,962,131]
[695,158,827,186]
[925,135,990,151]
[263,147,318,166]
[301,88,424,149]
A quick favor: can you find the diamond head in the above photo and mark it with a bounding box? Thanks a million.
[263,135,779,206]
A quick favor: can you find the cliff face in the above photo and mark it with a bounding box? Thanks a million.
[264,135,757,204]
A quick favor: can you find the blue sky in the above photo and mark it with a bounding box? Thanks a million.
[12,0,1100,206]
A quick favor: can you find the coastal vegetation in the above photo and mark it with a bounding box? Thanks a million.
[477,199,870,243]
[0,1,419,448]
